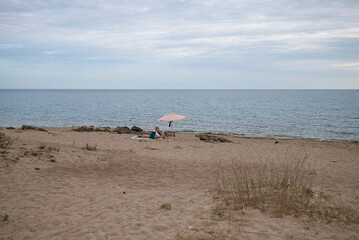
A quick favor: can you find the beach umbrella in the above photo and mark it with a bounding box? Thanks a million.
[158,113,187,138]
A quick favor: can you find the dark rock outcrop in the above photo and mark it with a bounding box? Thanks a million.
[113,126,134,134]
[72,125,142,134]
[72,126,95,132]
[21,125,47,132]
[131,126,143,133]
[196,134,232,143]
[96,127,111,132]
[72,126,111,132]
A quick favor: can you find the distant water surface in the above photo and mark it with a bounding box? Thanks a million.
[0,89,358,141]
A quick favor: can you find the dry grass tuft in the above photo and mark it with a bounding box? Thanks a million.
[309,173,359,224]
[215,150,359,224]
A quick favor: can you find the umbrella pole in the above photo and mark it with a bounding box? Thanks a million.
[171,122,173,141]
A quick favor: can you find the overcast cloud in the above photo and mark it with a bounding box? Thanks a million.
[0,0,358,88]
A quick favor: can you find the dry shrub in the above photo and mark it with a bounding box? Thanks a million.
[0,133,13,149]
[309,174,359,224]
[216,150,359,224]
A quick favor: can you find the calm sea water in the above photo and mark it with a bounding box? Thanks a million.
[0,89,358,141]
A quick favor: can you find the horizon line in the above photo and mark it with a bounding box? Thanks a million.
[0,88,358,91]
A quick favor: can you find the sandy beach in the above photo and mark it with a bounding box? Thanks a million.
[0,127,358,239]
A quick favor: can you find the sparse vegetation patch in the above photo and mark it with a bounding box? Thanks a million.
[46,146,59,152]
[0,214,9,222]
[38,144,46,149]
[38,145,59,152]
[0,133,13,149]
[160,203,171,210]
[216,151,359,224]
[83,144,97,151]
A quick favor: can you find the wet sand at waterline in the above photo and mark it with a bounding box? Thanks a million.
[0,127,358,239]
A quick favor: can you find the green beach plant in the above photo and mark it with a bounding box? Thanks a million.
[0,214,9,222]
[83,144,97,151]
[160,203,171,210]
[38,145,59,151]
[38,144,46,149]
[46,146,59,152]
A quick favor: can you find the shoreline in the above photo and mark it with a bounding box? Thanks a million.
[2,125,358,143]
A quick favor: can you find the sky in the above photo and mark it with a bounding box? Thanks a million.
[0,0,358,89]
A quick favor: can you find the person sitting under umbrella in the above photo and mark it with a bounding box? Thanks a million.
[140,125,167,139]
[155,125,168,137]
[158,113,186,139]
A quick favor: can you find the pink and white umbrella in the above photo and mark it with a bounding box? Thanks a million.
[158,113,186,122]
[158,113,187,138]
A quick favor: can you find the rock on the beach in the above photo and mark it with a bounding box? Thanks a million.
[21,125,47,132]
[113,126,135,134]
[96,127,111,132]
[72,126,111,132]
[196,134,231,143]
[131,126,143,133]
[72,126,95,132]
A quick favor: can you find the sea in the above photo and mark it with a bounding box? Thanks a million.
[0,89,358,141]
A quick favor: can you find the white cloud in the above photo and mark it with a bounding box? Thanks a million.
[0,0,359,88]
[332,62,359,70]
[0,44,24,49]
